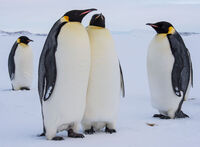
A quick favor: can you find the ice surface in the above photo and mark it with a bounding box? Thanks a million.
[0,29,199,147]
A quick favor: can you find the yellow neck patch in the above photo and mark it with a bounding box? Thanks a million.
[168,26,175,34]
[60,16,69,23]
[19,43,28,47]
[88,25,104,29]
[157,33,167,37]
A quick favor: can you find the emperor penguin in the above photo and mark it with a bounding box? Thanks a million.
[8,36,33,90]
[38,9,97,140]
[146,21,193,119]
[82,14,125,134]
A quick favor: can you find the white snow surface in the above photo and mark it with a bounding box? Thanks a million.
[0,4,200,147]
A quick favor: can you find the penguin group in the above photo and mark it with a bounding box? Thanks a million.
[38,9,125,140]
[6,8,193,141]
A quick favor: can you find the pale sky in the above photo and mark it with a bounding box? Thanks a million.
[1,0,200,33]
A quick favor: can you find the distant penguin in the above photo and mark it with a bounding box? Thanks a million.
[146,21,193,119]
[82,14,125,134]
[8,36,33,90]
[38,9,97,140]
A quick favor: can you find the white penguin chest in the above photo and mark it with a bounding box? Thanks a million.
[55,22,90,95]
[13,44,33,86]
[147,34,174,72]
[14,44,33,71]
[84,26,120,121]
[147,34,180,111]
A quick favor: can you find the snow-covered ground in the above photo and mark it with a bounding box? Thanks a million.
[0,2,200,147]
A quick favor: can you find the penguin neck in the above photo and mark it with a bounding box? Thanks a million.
[87,25,104,29]
[156,33,168,37]
[66,21,81,25]
[19,43,29,48]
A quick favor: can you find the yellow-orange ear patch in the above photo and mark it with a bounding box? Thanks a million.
[168,26,175,34]
[60,16,69,23]
[17,38,20,43]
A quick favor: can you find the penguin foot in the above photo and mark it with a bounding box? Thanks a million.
[105,127,116,134]
[84,127,95,135]
[52,136,64,141]
[68,129,85,138]
[175,111,189,118]
[153,114,171,119]
[20,87,30,90]
[38,132,45,137]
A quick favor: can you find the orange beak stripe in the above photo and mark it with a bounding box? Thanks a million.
[80,10,91,16]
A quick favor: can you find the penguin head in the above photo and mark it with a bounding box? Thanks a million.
[89,13,105,28]
[60,8,97,23]
[17,36,33,45]
[146,21,176,34]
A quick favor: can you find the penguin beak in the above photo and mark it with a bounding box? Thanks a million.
[95,13,104,20]
[146,23,158,28]
[100,13,104,20]
[80,8,97,16]
[28,39,33,42]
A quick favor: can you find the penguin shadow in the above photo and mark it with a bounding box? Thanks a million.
[36,129,115,141]
[0,88,12,92]
[187,97,196,101]
[0,87,32,92]
[36,131,81,141]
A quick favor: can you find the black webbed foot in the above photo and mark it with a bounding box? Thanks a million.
[20,87,30,90]
[175,111,189,118]
[38,132,45,137]
[52,136,64,141]
[105,127,116,134]
[68,129,85,138]
[153,114,171,119]
[85,127,95,135]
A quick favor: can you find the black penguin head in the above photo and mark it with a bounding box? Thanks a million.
[89,13,105,28]
[17,36,33,44]
[60,8,97,23]
[146,21,176,34]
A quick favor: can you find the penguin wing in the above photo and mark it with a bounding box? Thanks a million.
[8,41,18,80]
[38,20,64,102]
[187,50,193,87]
[167,32,192,97]
[39,49,57,102]
[119,61,125,97]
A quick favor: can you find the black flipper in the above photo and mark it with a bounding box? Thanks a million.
[38,19,66,135]
[167,32,192,115]
[38,20,66,102]
[187,50,193,87]
[119,61,125,97]
[8,41,18,81]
